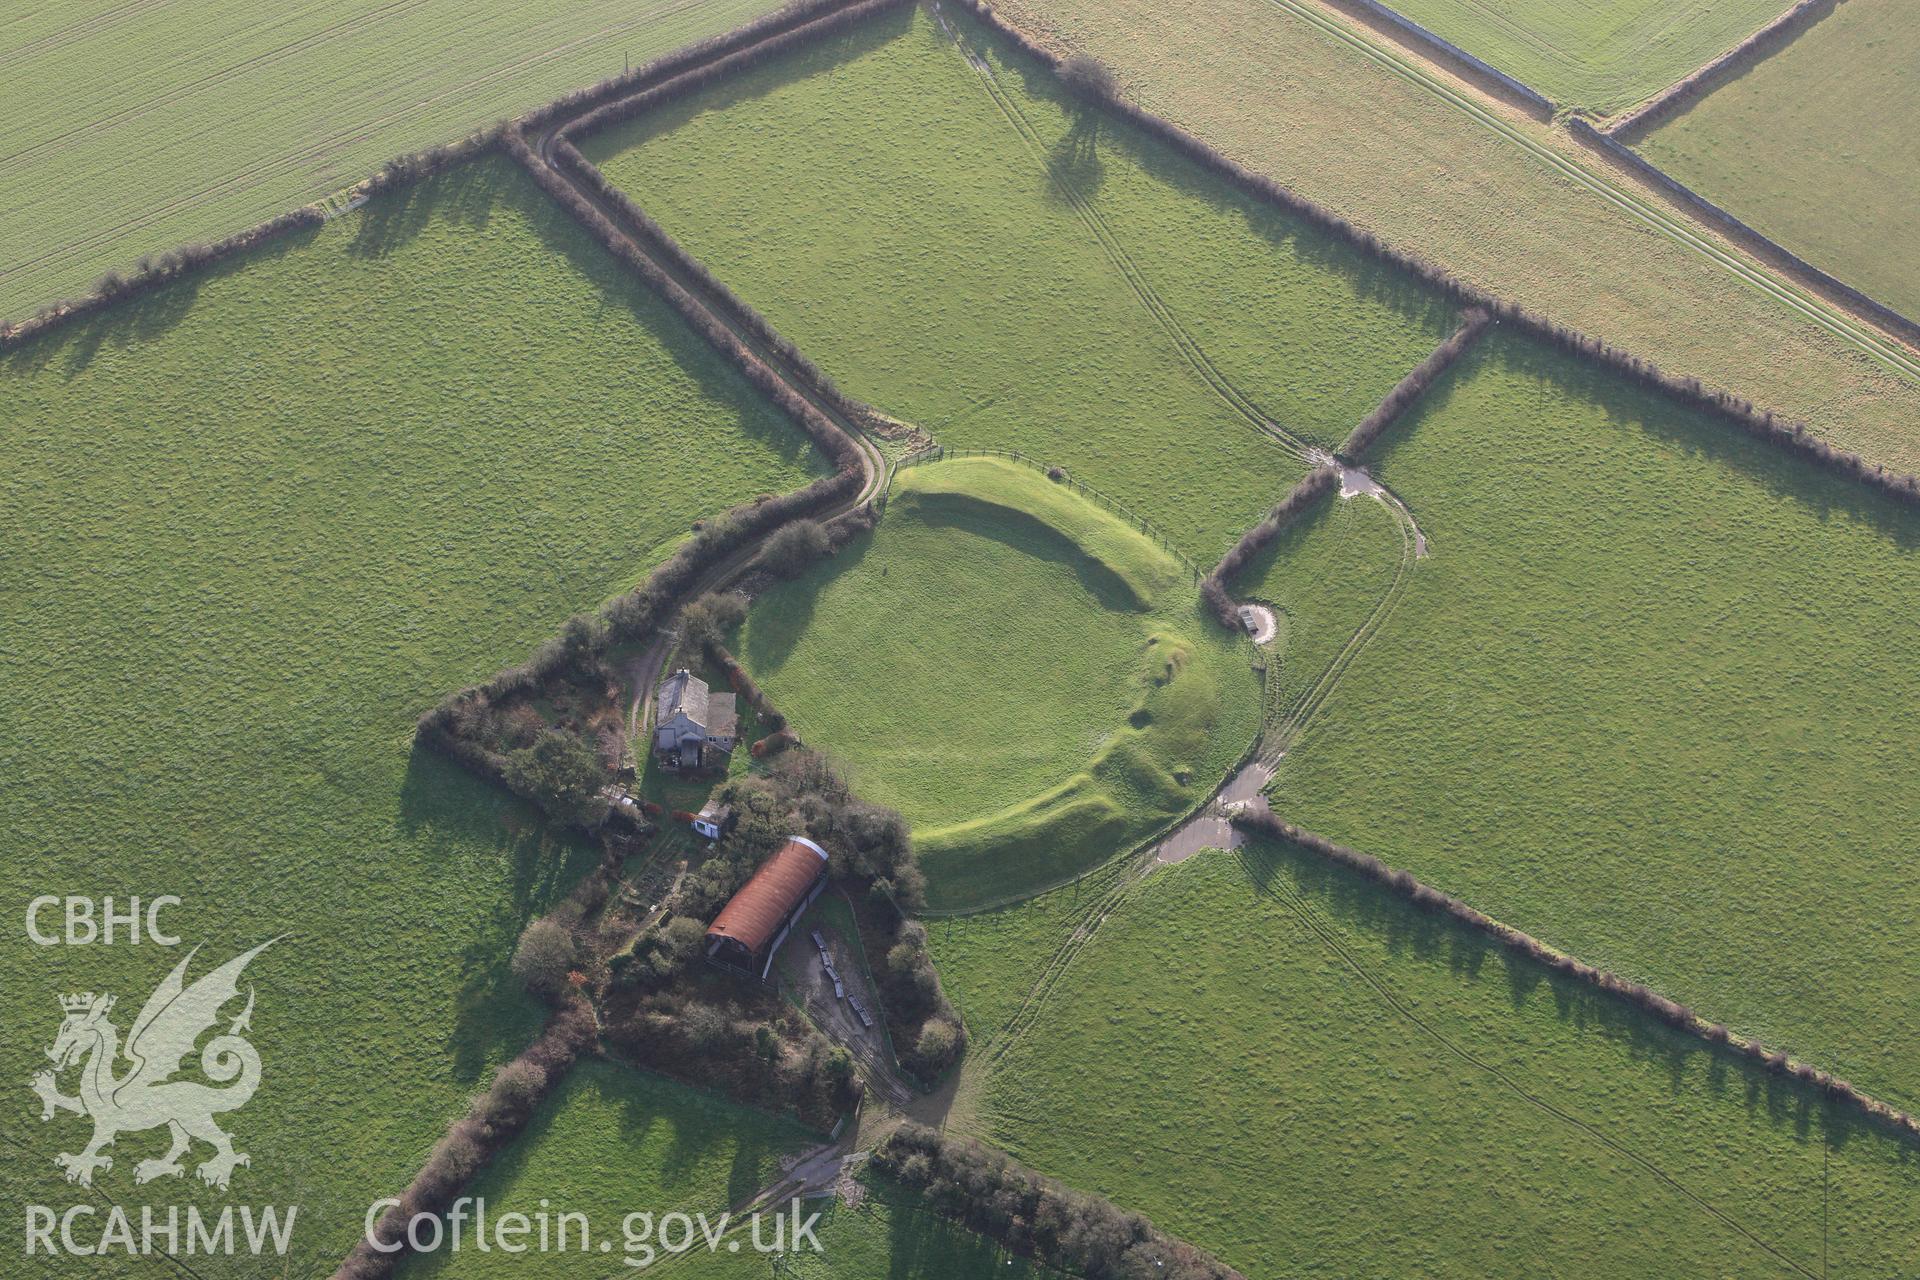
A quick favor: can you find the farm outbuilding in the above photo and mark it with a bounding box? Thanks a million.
[706,835,829,980]
[692,800,734,841]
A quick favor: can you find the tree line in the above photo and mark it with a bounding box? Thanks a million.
[554,0,909,142]
[874,1124,1247,1280]
[1339,308,1492,460]
[1200,467,1338,627]
[1230,807,1920,1146]
[1609,0,1838,143]
[517,0,880,135]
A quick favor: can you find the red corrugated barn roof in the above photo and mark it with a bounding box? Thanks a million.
[707,836,828,955]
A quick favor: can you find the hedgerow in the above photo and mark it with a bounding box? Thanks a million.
[1200,467,1339,625]
[874,1124,1245,1279]
[1339,308,1492,460]
[1230,807,1920,1145]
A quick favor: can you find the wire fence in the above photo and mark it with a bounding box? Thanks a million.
[879,445,1202,579]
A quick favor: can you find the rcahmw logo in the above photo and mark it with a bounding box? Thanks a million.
[22,898,298,1260]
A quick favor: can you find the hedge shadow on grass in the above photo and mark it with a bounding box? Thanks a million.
[737,527,877,676]
[397,741,600,1083]
[1234,834,1897,1157]
[501,159,826,482]
[1378,332,1920,553]
[0,223,324,380]
[583,2,916,166]
[347,158,512,260]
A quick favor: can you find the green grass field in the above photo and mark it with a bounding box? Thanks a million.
[1638,0,1920,318]
[989,0,1920,477]
[583,4,1454,564]
[958,846,1920,1278]
[670,1179,1058,1279]
[736,457,1260,910]
[399,1061,812,1278]
[0,156,821,1277]
[1382,0,1786,112]
[1269,329,1920,1112]
[1241,485,1407,735]
[0,0,788,321]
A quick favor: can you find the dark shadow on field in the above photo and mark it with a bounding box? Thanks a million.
[878,1190,1034,1273]
[1367,327,1920,553]
[346,155,509,259]
[605,1062,802,1207]
[508,157,825,480]
[1046,107,1107,205]
[0,224,323,380]
[1232,835,1915,1164]
[910,492,1145,611]
[399,740,600,1082]
[983,10,1460,341]
[739,528,875,676]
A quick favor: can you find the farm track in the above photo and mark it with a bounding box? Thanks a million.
[1274,0,1920,385]
[1242,855,1821,1279]
[945,16,1319,466]
[947,12,1437,758]
[1264,488,1416,759]
[523,125,886,513]
[979,861,1144,1068]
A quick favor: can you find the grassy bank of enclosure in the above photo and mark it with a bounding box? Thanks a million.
[581,3,1453,564]
[397,1061,811,1279]
[0,156,822,1276]
[736,457,1259,911]
[1378,0,1787,113]
[955,848,1920,1278]
[1638,0,1920,319]
[0,0,792,321]
[987,0,1920,476]
[1269,329,1920,1111]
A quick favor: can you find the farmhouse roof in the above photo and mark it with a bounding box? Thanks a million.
[707,692,738,740]
[706,836,829,955]
[658,669,709,729]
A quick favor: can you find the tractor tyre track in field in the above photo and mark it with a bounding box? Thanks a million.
[1241,853,1821,1280]
[1270,0,1920,385]
[944,13,1319,467]
[1264,486,1416,758]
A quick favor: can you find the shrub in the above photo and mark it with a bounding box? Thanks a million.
[758,518,831,577]
[504,729,607,827]
[914,1017,961,1067]
[681,591,748,651]
[1059,53,1118,102]
[510,919,577,998]
[874,1125,1244,1280]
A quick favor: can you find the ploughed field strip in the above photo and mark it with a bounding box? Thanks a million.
[577,1,1455,565]
[939,844,1920,1279]
[1268,329,1920,1112]
[0,0,791,320]
[1373,0,1788,114]
[0,155,824,1276]
[736,456,1260,911]
[1636,0,1920,320]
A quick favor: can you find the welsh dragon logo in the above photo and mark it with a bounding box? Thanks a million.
[30,941,276,1191]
